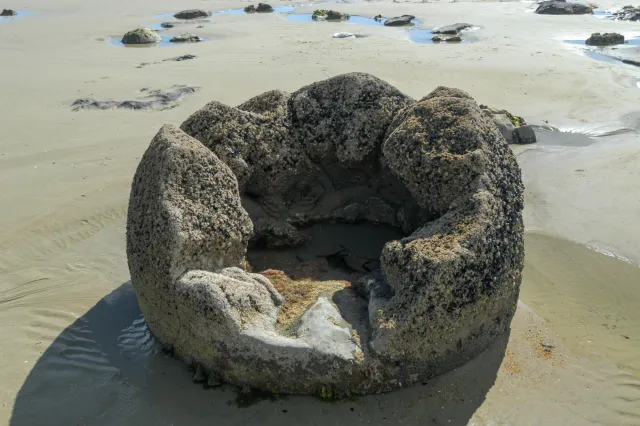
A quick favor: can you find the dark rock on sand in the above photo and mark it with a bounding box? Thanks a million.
[170,33,202,43]
[126,73,525,396]
[244,5,256,13]
[535,1,593,14]
[374,14,383,21]
[1,8,16,16]
[586,32,625,46]
[384,14,415,26]
[432,23,472,34]
[121,28,161,45]
[160,22,175,28]
[72,85,198,111]
[312,9,350,21]
[613,5,640,21]
[513,125,537,144]
[432,35,462,42]
[174,9,210,20]
[168,54,197,61]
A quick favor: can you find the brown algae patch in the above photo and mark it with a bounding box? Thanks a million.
[260,267,350,328]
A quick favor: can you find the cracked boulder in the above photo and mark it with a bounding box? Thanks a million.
[127,72,525,396]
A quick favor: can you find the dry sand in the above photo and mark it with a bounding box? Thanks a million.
[1,0,640,424]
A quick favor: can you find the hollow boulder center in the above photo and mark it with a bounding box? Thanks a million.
[126,73,524,396]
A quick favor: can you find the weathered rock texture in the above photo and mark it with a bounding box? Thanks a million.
[613,5,640,21]
[174,9,210,19]
[384,14,415,26]
[127,73,525,396]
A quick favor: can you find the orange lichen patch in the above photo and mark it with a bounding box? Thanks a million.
[260,267,350,327]
[503,349,522,374]
[536,342,554,359]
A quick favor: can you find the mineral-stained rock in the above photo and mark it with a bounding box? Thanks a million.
[432,22,472,34]
[1,8,17,16]
[479,105,533,144]
[127,72,525,396]
[384,14,415,26]
[535,1,593,14]
[585,32,625,46]
[121,27,161,45]
[174,9,210,19]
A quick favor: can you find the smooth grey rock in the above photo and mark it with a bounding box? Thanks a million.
[585,32,624,46]
[127,73,524,396]
[384,14,415,26]
[513,125,537,144]
[174,9,210,19]
[535,1,593,14]
[121,27,161,45]
[432,22,472,34]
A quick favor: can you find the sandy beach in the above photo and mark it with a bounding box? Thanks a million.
[1,0,640,424]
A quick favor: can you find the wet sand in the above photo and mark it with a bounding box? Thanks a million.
[1,0,640,424]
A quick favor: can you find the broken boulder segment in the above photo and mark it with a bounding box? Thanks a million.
[480,105,536,144]
[383,14,415,26]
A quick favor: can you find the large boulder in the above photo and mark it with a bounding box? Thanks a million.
[174,9,210,19]
[121,28,161,45]
[585,32,625,46]
[535,1,593,14]
[384,14,415,26]
[127,73,525,396]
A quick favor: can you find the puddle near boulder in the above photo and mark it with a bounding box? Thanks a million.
[0,10,37,21]
[565,38,640,67]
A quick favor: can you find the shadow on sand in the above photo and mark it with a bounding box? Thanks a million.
[11,281,509,426]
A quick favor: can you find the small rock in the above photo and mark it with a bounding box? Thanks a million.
[166,54,197,61]
[432,23,472,34]
[585,32,624,46]
[170,33,202,43]
[384,15,415,26]
[432,35,462,42]
[374,14,383,21]
[1,9,17,16]
[513,125,537,144]
[333,32,355,38]
[174,9,210,20]
[160,22,175,28]
[244,5,256,13]
[121,28,161,45]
